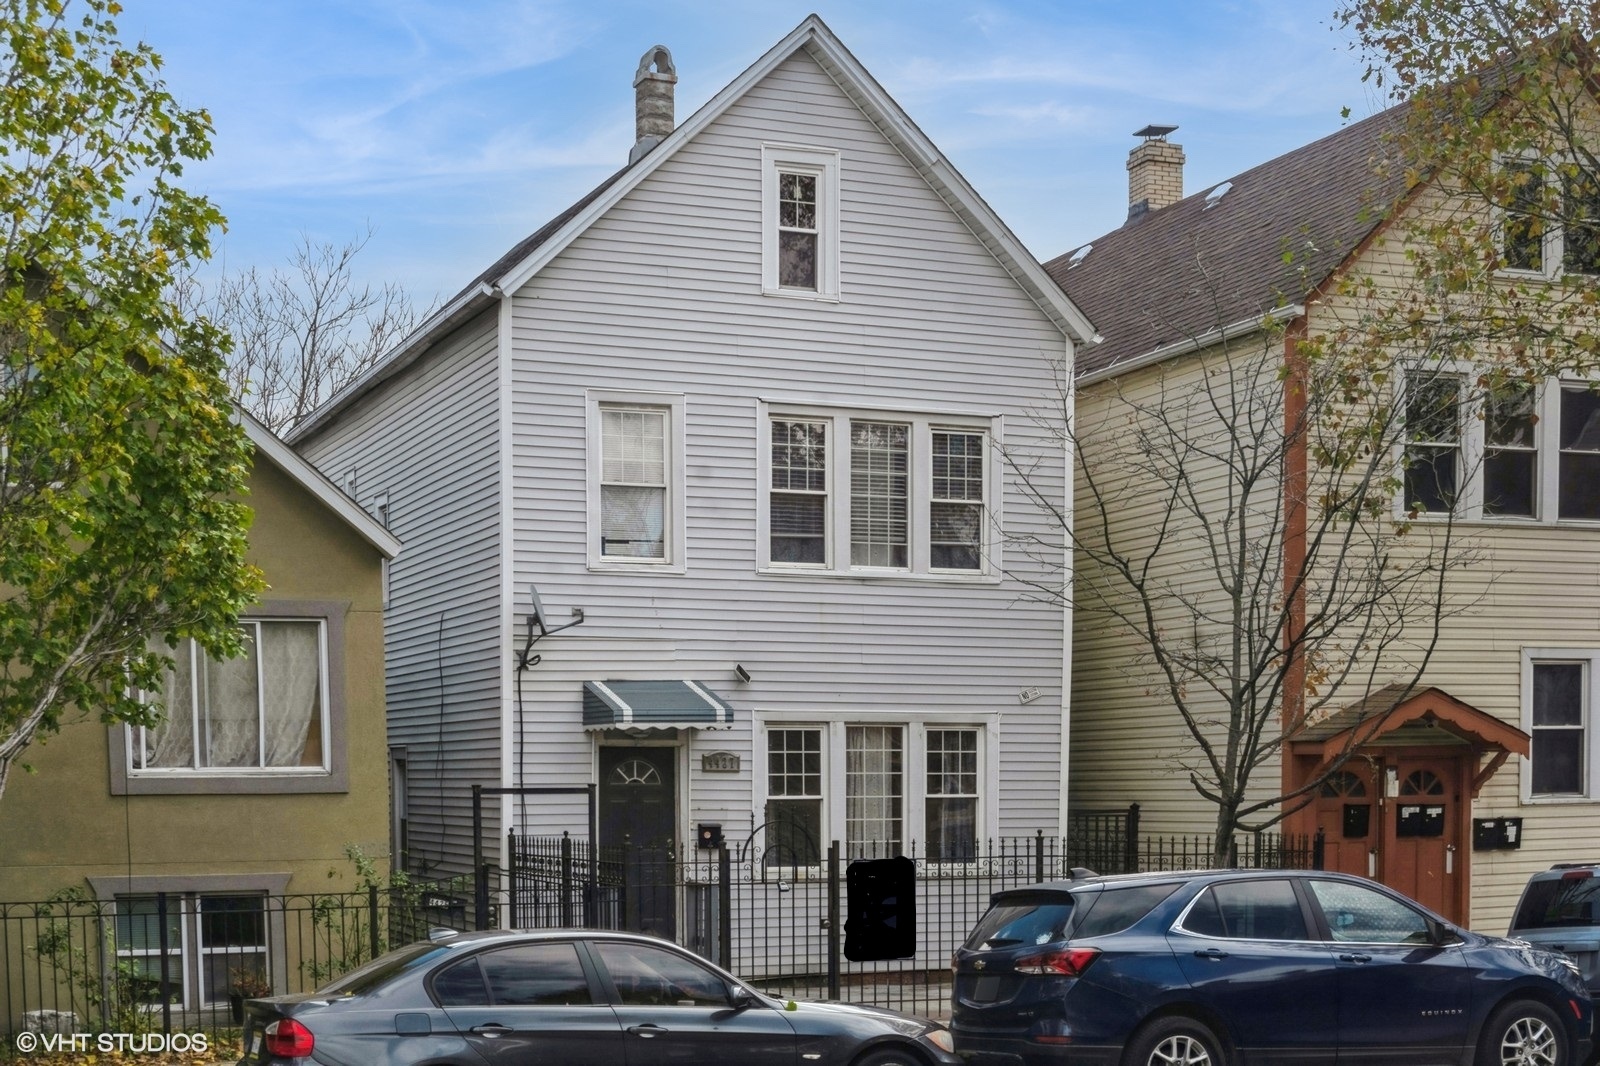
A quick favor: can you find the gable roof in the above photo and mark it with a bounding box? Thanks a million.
[289,14,1096,444]
[239,406,402,559]
[1047,104,1413,382]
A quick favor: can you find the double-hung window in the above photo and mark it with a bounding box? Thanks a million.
[1398,372,1600,524]
[760,722,986,864]
[587,391,685,569]
[761,145,840,299]
[1523,649,1600,800]
[130,619,329,774]
[1500,159,1600,278]
[1402,369,1462,514]
[761,406,996,576]
[114,893,268,1009]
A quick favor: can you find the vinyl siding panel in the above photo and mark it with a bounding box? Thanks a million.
[504,50,1070,848]
[296,310,503,876]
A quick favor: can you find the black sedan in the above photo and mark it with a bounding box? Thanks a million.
[237,928,956,1066]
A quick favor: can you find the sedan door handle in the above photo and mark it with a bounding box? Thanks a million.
[628,1023,669,1038]
[1193,948,1230,960]
[470,1024,515,1038]
[1338,953,1372,964]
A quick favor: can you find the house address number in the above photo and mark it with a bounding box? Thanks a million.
[701,751,740,773]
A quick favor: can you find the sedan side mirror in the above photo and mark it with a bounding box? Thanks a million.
[727,985,758,1011]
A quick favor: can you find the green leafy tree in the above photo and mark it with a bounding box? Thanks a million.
[0,0,264,803]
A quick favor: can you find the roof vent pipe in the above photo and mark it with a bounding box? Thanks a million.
[631,45,677,164]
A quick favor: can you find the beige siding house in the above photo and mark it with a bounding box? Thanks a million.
[1053,100,1600,932]
[0,410,400,1008]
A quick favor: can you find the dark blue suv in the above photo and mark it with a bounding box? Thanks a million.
[952,869,1592,1066]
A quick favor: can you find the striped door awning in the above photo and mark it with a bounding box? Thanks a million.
[582,680,734,730]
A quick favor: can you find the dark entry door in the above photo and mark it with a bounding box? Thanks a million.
[599,746,677,939]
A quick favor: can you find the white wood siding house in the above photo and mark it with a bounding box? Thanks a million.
[290,17,1092,927]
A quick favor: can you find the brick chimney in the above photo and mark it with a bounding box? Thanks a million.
[631,45,677,164]
[1127,124,1184,222]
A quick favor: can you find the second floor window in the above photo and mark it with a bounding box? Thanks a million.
[600,406,667,559]
[1398,373,1600,524]
[1403,370,1461,513]
[762,406,993,576]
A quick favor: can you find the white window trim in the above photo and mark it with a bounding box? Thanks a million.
[1521,647,1600,803]
[753,712,998,866]
[761,143,841,301]
[1394,369,1600,526]
[757,401,1002,580]
[585,389,687,573]
[1495,154,1598,282]
[128,618,332,778]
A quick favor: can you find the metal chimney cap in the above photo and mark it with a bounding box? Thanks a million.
[1133,123,1179,140]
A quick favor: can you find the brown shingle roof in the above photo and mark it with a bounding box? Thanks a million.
[1048,104,1413,378]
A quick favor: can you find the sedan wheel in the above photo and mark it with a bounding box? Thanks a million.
[1127,1018,1225,1066]
[1482,1002,1565,1066]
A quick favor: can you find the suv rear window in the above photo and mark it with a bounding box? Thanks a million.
[965,884,1179,950]
[1513,872,1600,930]
[966,892,1075,949]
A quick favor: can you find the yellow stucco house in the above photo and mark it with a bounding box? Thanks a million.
[0,408,400,1016]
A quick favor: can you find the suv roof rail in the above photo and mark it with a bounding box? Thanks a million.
[1548,862,1600,870]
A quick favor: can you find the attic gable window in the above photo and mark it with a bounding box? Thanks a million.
[1500,159,1600,278]
[762,144,840,300]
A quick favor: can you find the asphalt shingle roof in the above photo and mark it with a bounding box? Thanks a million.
[1047,104,1414,378]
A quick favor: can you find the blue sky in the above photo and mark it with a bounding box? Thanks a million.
[126,0,1388,305]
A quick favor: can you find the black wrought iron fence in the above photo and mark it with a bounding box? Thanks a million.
[502,828,1320,1020]
[1,875,470,1038]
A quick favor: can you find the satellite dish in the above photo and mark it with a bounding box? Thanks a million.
[528,585,549,636]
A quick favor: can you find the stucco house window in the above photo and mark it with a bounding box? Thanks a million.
[113,893,268,1010]
[111,601,350,796]
[131,620,327,773]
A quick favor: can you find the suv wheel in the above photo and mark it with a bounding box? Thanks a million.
[1479,1001,1565,1066]
[1126,1017,1225,1066]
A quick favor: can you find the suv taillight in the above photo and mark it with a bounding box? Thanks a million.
[1014,947,1100,976]
[264,1018,315,1057]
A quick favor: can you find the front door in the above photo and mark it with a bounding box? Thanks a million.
[599,746,677,939]
[1381,755,1464,921]
[1312,767,1377,880]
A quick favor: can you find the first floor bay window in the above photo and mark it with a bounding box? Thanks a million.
[132,619,327,773]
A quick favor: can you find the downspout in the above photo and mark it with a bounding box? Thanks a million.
[1281,319,1309,809]
[1058,339,1076,838]
[494,283,516,893]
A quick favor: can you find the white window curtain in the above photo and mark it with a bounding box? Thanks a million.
[136,620,324,771]
[261,621,322,767]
